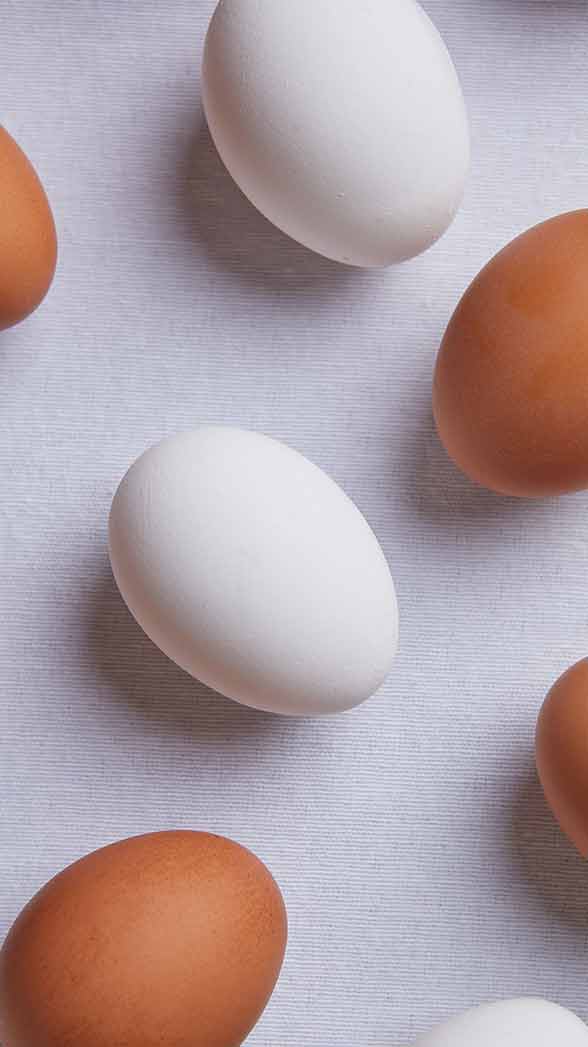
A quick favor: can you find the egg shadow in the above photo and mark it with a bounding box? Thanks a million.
[175,113,378,298]
[400,401,561,538]
[509,758,588,934]
[490,0,587,11]
[85,559,320,752]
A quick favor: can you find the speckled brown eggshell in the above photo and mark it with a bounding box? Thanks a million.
[536,659,588,857]
[434,210,588,497]
[0,125,57,330]
[0,831,287,1047]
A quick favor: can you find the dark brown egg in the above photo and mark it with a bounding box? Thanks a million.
[0,125,57,330]
[536,659,588,856]
[0,831,287,1047]
[434,211,588,497]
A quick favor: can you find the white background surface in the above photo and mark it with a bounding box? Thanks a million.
[1,2,588,1044]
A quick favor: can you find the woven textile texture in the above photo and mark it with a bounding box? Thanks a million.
[1,2,588,1043]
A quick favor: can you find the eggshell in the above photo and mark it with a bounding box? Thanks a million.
[109,427,398,716]
[434,211,588,497]
[0,126,57,330]
[0,831,287,1047]
[202,0,469,267]
[536,658,588,855]
[414,999,588,1047]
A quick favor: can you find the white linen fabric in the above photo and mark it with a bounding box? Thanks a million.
[1,2,588,1044]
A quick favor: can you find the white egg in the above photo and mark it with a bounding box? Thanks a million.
[109,428,398,716]
[415,999,588,1047]
[202,0,469,268]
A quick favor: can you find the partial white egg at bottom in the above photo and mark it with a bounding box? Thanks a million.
[415,999,588,1047]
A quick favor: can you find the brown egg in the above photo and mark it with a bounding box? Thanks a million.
[536,659,588,856]
[433,211,588,497]
[0,125,57,330]
[0,831,287,1047]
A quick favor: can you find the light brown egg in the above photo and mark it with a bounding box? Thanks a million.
[0,831,287,1047]
[433,211,588,497]
[0,125,57,330]
[536,659,588,856]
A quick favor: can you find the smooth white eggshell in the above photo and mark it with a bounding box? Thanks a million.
[108,428,398,716]
[415,999,588,1047]
[202,0,469,267]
